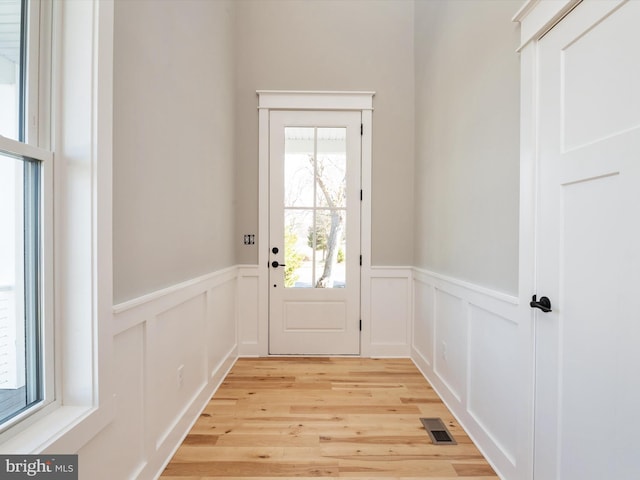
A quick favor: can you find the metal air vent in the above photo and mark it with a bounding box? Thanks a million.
[420,417,457,445]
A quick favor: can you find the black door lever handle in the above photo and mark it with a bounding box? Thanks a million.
[271,261,286,268]
[530,295,552,313]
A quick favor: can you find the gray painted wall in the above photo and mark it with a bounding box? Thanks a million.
[113,0,236,303]
[234,0,415,266]
[414,0,520,294]
[112,0,520,302]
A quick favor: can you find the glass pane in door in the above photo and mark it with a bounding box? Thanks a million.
[283,209,312,288]
[316,128,346,208]
[283,127,348,289]
[313,209,346,288]
[284,127,314,208]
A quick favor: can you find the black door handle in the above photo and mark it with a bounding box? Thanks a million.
[271,261,286,268]
[530,295,552,313]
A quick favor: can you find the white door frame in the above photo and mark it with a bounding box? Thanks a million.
[513,2,582,479]
[516,1,639,479]
[257,91,374,356]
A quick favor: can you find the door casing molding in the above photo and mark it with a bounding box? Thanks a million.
[256,91,375,356]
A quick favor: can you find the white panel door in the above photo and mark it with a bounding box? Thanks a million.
[269,110,361,354]
[534,1,640,479]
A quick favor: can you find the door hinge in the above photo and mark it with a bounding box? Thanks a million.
[360,123,363,136]
[359,319,362,331]
[359,254,362,266]
[360,189,363,201]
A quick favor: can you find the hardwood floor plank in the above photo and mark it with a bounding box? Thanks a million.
[319,435,429,446]
[162,461,339,477]
[216,434,320,447]
[171,446,321,462]
[181,434,220,446]
[320,446,488,461]
[159,358,499,479]
[335,458,457,477]
[290,405,421,415]
[452,463,498,476]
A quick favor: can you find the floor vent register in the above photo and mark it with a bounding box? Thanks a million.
[420,417,457,445]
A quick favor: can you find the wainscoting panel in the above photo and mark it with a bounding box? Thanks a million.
[412,268,522,480]
[434,289,467,402]
[237,266,261,356]
[468,305,518,464]
[76,323,147,479]
[150,294,208,449]
[365,267,412,356]
[77,267,240,480]
[208,278,237,375]
[413,279,435,366]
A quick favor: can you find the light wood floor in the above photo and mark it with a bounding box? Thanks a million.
[160,357,499,479]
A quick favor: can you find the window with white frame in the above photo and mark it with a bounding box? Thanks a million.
[0,0,53,433]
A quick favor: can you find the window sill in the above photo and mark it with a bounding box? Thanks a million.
[0,396,115,454]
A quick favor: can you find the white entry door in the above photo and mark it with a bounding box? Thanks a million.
[534,1,640,479]
[269,110,361,354]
